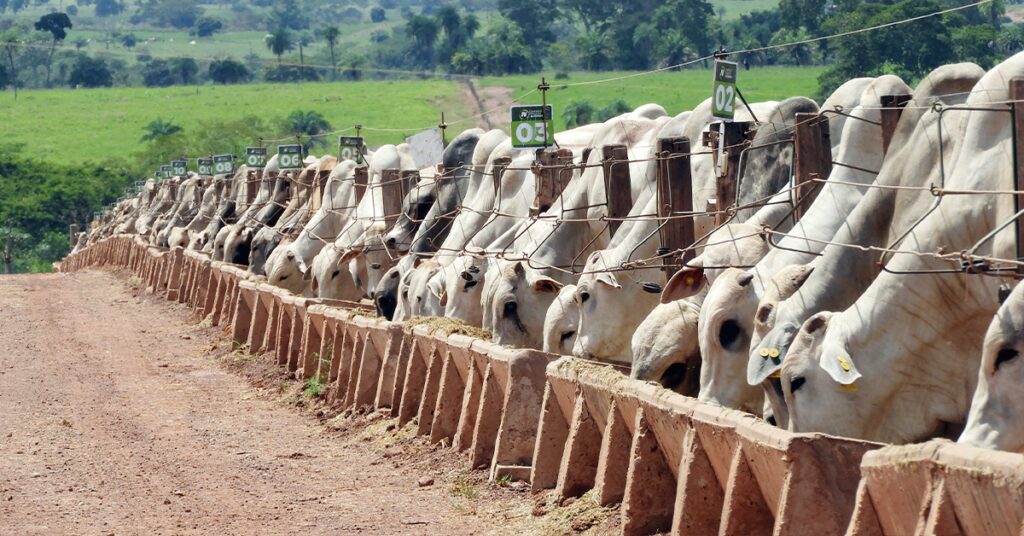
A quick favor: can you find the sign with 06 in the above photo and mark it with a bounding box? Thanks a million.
[214,154,234,174]
[278,144,304,170]
[510,105,553,149]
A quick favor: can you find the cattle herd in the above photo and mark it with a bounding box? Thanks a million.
[76,52,1024,455]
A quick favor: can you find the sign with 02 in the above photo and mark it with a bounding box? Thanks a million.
[712,59,738,121]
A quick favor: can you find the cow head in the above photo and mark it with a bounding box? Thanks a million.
[489,260,562,349]
[443,255,488,326]
[574,251,664,363]
[310,246,362,301]
[694,268,763,415]
[374,265,402,320]
[543,284,579,356]
[631,299,702,396]
[266,244,311,295]
[960,283,1024,452]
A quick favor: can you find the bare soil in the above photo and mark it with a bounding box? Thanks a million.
[0,270,619,535]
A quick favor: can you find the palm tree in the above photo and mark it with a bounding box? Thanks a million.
[140,118,182,142]
[282,110,332,150]
[320,25,341,76]
[265,28,293,65]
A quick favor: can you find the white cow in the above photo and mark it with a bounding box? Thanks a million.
[959,281,1024,452]
[780,53,1023,444]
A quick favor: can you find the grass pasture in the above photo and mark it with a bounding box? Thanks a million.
[1,66,824,166]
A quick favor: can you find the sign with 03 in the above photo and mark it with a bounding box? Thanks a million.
[510,105,554,149]
[171,160,187,176]
[278,144,304,169]
[338,136,365,164]
[197,158,213,176]
[246,147,267,168]
[214,154,234,174]
[712,59,738,121]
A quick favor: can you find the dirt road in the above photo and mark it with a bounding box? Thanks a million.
[0,271,566,535]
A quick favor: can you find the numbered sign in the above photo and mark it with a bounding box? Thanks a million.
[246,147,267,169]
[197,158,213,176]
[510,105,554,149]
[712,59,738,121]
[160,165,172,179]
[338,136,364,164]
[171,160,187,176]
[134,180,144,188]
[214,154,234,174]
[278,144,304,169]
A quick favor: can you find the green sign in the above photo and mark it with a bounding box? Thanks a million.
[160,165,172,179]
[134,180,145,188]
[214,154,234,174]
[712,59,738,121]
[338,136,364,164]
[510,105,553,149]
[197,158,213,176]
[246,147,267,169]
[278,144,304,169]
[171,160,187,176]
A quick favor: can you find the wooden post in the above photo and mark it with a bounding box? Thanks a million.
[880,94,912,156]
[246,169,261,204]
[69,224,79,248]
[400,169,420,222]
[711,121,751,225]
[353,164,369,203]
[380,168,404,229]
[657,137,693,275]
[532,147,575,217]
[792,113,832,221]
[491,156,513,198]
[1010,79,1024,274]
[602,144,631,236]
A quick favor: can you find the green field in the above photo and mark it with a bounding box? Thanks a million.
[709,0,780,20]
[1,67,823,166]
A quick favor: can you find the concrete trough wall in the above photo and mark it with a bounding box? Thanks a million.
[59,238,1024,536]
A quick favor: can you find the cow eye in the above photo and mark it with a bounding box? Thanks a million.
[578,291,590,304]
[331,270,340,279]
[719,319,742,350]
[996,348,1019,371]
[465,280,478,290]
[279,275,289,281]
[503,301,517,318]
[370,263,382,270]
[790,376,806,393]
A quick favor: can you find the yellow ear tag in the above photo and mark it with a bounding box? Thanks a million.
[684,277,694,286]
[768,348,780,358]
[837,356,851,372]
[840,383,857,392]
[769,371,781,379]
[759,348,770,358]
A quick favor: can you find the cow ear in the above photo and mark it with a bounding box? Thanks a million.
[295,256,308,275]
[338,248,362,266]
[514,261,525,277]
[807,314,862,387]
[438,287,448,307]
[747,322,799,386]
[661,266,705,303]
[594,271,620,289]
[532,276,563,294]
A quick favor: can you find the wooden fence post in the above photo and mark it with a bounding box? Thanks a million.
[708,121,751,225]
[602,145,631,236]
[380,168,404,229]
[792,113,832,221]
[880,94,912,155]
[1010,78,1024,274]
[532,147,575,217]
[69,224,79,248]
[657,137,694,275]
[491,156,513,200]
[353,165,369,204]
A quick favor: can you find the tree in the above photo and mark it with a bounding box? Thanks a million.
[320,25,340,76]
[267,0,308,31]
[280,110,332,150]
[370,6,386,22]
[562,100,594,128]
[94,0,124,17]
[209,58,250,84]
[265,28,294,65]
[142,59,175,87]
[575,30,612,70]
[558,0,616,33]
[121,33,136,48]
[140,118,182,142]
[498,0,559,45]
[1,30,21,98]
[194,17,223,38]
[142,0,204,29]
[170,57,198,84]
[405,15,439,68]
[0,63,9,91]
[34,12,73,88]
[68,55,112,88]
